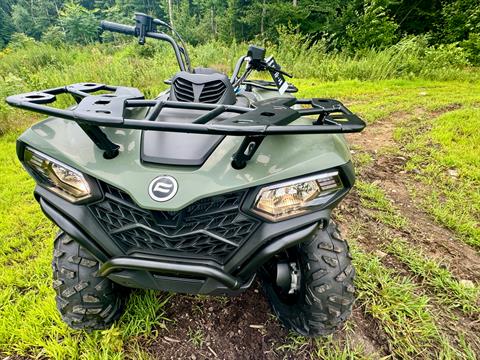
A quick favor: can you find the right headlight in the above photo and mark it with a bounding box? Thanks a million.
[253,171,344,222]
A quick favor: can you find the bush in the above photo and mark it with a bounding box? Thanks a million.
[0,73,26,134]
[344,1,399,52]
[7,33,36,49]
[59,2,99,45]
[42,26,67,47]
[460,33,480,65]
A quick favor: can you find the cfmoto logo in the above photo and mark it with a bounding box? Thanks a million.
[148,176,178,202]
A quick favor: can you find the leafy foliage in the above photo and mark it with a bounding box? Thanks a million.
[0,0,478,64]
[59,2,99,44]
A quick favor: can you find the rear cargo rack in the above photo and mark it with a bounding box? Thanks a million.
[6,83,365,168]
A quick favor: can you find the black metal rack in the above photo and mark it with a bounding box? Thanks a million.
[6,83,366,168]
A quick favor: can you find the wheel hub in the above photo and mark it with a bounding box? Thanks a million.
[276,261,301,294]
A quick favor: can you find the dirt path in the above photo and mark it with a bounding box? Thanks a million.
[145,285,287,359]
[343,111,480,355]
[346,109,480,281]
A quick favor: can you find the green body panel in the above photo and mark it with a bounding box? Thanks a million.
[18,89,352,211]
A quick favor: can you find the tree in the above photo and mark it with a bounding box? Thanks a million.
[339,0,399,51]
[59,2,99,44]
[0,7,15,48]
[440,0,480,43]
[11,0,64,40]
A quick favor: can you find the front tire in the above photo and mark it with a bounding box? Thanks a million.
[52,232,125,330]
[262,222,355,337]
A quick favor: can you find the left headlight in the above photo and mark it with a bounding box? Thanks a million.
[23,147,93,202]
[253,171,344,222]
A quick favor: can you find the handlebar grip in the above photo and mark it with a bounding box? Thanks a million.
[100,21,136,36]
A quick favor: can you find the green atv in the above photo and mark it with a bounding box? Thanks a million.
[6,13,365,337]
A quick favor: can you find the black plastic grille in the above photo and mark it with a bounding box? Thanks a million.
[89,183,260,263]
[199,80,226,103]
[172,77,194,102]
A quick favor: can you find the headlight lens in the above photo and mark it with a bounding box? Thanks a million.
[253,171,343,221]
[23,147,92,202]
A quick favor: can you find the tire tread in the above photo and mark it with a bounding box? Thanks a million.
[52,232,124,330]
[262,221,355,337]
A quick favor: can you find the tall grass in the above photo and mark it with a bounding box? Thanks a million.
[0,31,478,134]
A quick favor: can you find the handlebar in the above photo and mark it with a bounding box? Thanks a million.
[100,14,189,72]
[100,21,136,36]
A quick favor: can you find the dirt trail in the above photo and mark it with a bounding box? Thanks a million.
[146,285,288,359]
[346,109,480,281]
[342,110,480,354]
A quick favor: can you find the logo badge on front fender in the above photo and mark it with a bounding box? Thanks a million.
[148,176,178,202]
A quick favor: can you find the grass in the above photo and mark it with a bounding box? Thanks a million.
[277,333,369,360]
[355,180,409,229]
[0,40,479,358]
[397,108,480,248]
[1,37,480,134]
[187,328,205,348]
[352,244,441,358]
[386,239,480,315]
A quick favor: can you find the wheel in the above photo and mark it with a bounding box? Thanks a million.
[261,221,355,337]
[52,232,125,330]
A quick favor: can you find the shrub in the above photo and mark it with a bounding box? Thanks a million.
[42,26,67,47]
[7,33,36,49]
[59,2,99,45]
[460,33,480,65]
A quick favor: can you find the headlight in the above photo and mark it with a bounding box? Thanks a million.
[23,147,93,202]
[253,171,344,221]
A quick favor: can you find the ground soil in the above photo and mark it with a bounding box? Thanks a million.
[145,284,288,360]
[143,108,480,359]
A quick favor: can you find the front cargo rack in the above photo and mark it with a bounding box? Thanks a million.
[6,83,366,168]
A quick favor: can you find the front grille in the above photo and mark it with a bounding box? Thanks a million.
[89,183,260,263]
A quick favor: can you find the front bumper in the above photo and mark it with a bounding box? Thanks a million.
[35,161,354,295]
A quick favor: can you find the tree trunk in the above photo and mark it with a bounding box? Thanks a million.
[261,0,266,36]
[211,6,215,36]
[293,0,297,6]
[167,0,174,28]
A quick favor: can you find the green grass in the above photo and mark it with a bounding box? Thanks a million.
[187,328,205,348]
[352,245,441,358]
[398,108,480,248]
[386,239,480,315]
[297,79,480,124]
[277,333,369,360]
[355,180,409,229]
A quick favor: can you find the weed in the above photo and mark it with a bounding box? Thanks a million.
[187,328,205,348]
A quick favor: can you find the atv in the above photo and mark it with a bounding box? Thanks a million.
[6,13,365,337]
